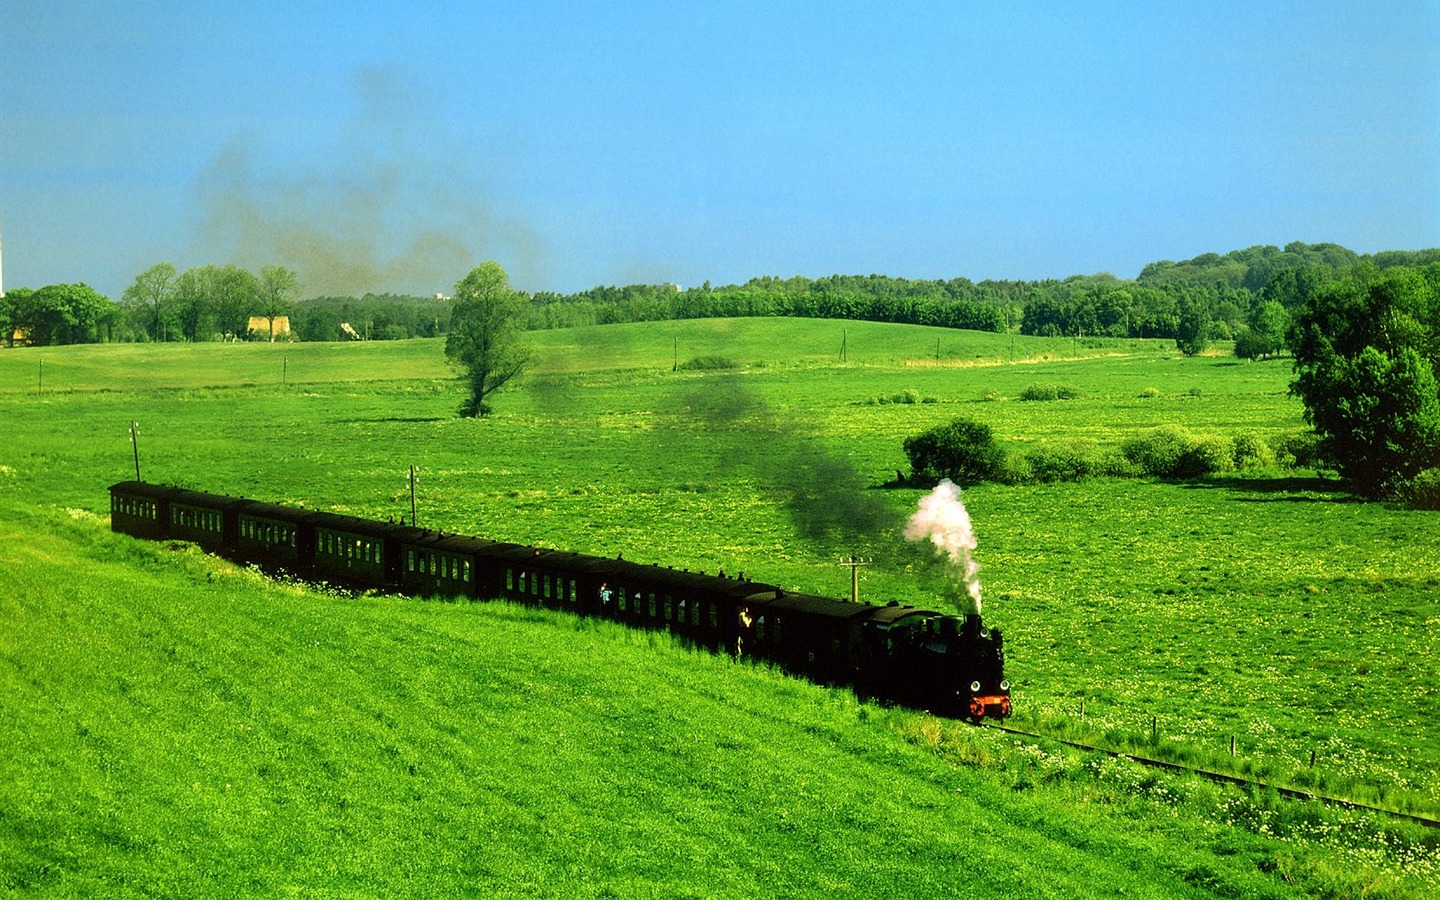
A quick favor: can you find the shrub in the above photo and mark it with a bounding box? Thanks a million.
[1121,426,1233,479]
[1396,468,1440,510]
[1272,431,1322,470]
[1019,382,1085,401]
[1231,432,1275,470]
[1182,434,1235,477]
[1137,387,1162,399]
[679,355,738,371]
[1121,426,1192,477]
[1024,440,1102,482]
[903,417,1007,486]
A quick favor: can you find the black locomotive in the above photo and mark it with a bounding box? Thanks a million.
[109,480,1012,720]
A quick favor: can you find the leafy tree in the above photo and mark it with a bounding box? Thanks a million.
[172,267,215,341]
[1235,300,1288,360]
[256,265,300,341]
[209,265,260,340]
[445,261,531,417]
[122,263,177,342]
[902,417,1005,486]
[1290,266,1440,496]
[1175,296,1210,356]
[0,287,28,347]
[12,283,115,345]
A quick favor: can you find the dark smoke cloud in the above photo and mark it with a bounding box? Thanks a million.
[190,66,544,297]
[670,372,908,552]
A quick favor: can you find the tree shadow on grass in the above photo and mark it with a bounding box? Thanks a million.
[1178,475,1365,504]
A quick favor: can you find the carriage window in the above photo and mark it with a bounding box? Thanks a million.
[463,561,471,582]
[430,554,437,575]
[407,549,415,572]
[506,568,514,591]
[756,616,766,642]
[568,580,577,603]
[618,589,628,612]
[648,595,657,618]
[773,618,782,644]
[664,597,673,622]
[709,605,719,629]
[691,601,701,627]
[543,575,552,599]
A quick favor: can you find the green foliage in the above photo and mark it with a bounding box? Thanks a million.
[1175,296,1210,356]
[1240,300,1290,360]
[1018,382,1085,401]
[864,388,932,405]
[1395,468,1440,510]
[1122,426,1236,478]
[677,354,739,371]
[444,261,531,418]
[902,417,1005,486]
[1020,439,1117,482]
[7,282,117,346]
[1290,267,1440,496]
[1231,432,1276,470]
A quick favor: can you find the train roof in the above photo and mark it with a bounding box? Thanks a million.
[766,592,888,622]
[110,480,178,500]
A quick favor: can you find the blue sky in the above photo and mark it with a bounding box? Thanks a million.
[3,1,1438,299]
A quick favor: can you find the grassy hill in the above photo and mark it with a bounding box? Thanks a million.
[2,321,1437,896]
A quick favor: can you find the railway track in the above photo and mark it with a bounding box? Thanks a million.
[985,722,1440,829]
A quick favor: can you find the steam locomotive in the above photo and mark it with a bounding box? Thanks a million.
[108,480,1012,720]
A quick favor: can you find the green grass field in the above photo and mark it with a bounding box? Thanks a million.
[3,320,1437,897]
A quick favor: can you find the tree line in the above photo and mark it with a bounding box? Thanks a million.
[5,241,1437,349]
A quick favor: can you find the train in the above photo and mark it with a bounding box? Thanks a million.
[108,480,1012,720]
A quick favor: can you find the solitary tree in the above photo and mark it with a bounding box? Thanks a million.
[256,265,300,341]
[1290,266,1440,496]
[122,262,177,342]
[445,261,530,417]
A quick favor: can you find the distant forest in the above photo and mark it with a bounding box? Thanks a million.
[516,243,1440,348]
[5,242,1438,348]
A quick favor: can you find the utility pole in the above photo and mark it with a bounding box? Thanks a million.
[408,465,419,526]
[130,421,142,482]
[838,554,871,604]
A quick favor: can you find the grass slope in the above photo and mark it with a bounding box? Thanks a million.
[3,320,1438,895]
[0,500,1417,899]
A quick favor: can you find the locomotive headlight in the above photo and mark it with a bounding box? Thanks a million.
[1000,679,1010,692]
[970,680,982,693]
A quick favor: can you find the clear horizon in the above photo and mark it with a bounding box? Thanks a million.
[3,1,1437,300]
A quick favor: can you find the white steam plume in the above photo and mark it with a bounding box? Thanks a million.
[903,479,982,615]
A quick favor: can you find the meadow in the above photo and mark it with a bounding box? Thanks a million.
[2,319,1437,897]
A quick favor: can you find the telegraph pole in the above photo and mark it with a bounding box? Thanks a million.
[838,554,871,604]
[408,465,419,526]
[130,421,142,482]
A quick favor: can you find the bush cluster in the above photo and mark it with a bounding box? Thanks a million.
[904,420,1308,487]
[902,418,1006,486]
[1394,468,1440,510]
[863,389,937,405]
[1121,426,1237,478]
[1018,382,1086,401]
[678,355,739,371]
